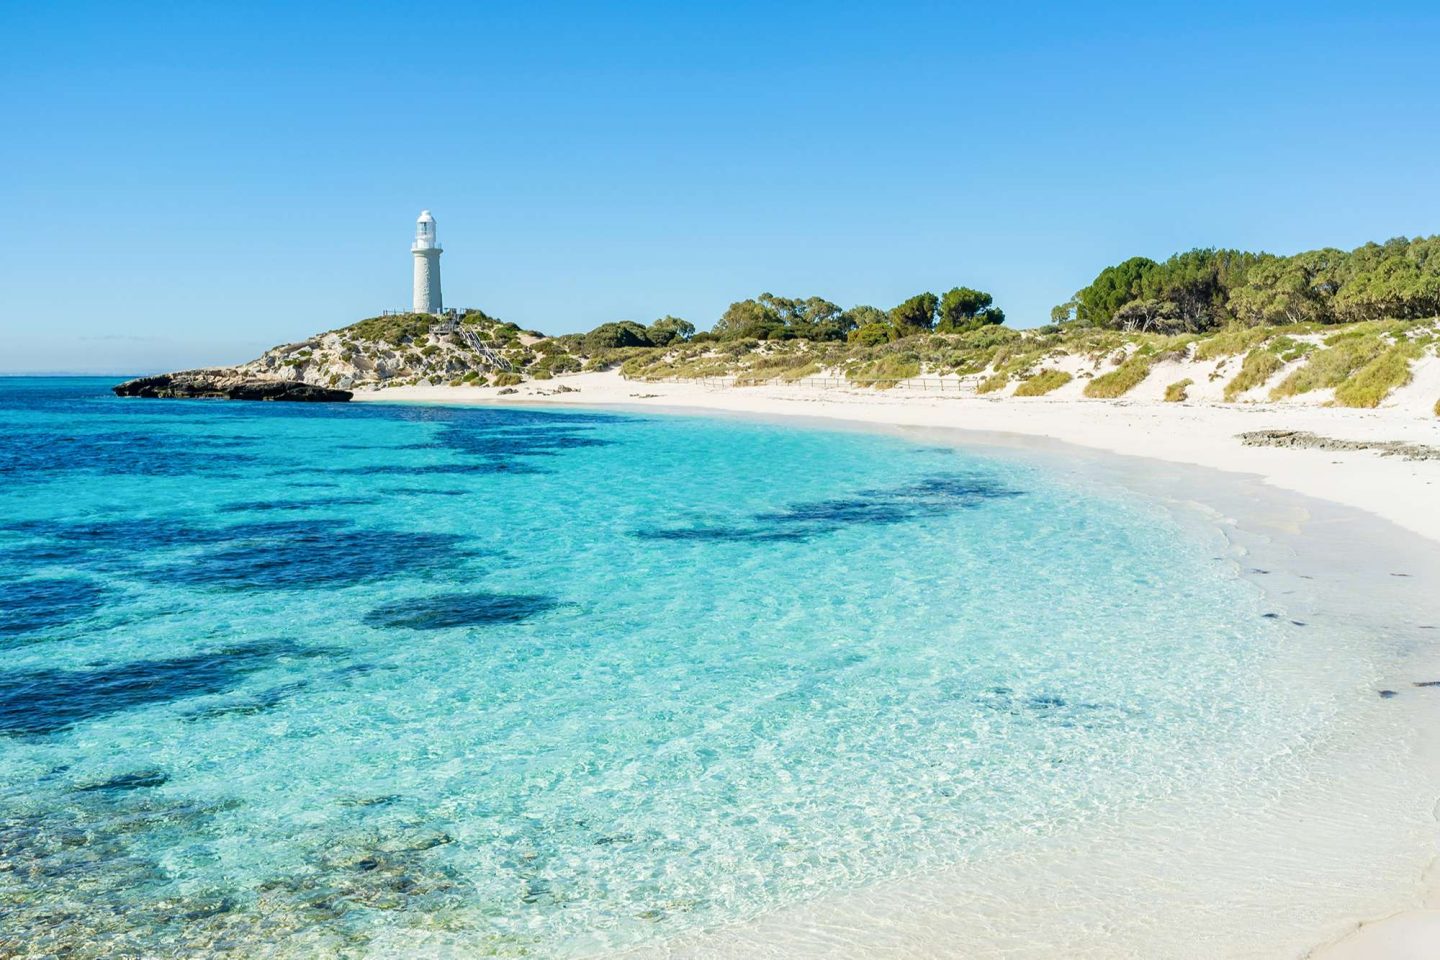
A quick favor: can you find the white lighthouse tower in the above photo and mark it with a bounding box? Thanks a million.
[411,210,443,314]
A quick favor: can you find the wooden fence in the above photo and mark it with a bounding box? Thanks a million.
[643,375,974,392]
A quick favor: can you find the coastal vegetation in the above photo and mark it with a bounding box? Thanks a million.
[1164,379,1193,402]
[1084,354,1156,399]
[1013,369,1072,397]
[1053,235,1440,332]
[1223,350,1287,401]
[230,234,1439,414]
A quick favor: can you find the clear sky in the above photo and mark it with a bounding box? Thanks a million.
[3,1,1439,373]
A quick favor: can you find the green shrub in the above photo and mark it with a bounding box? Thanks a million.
[1269,336,1388,399]
[584,321,651,352]
[343,313,437,344]
[779,361,823,381]
[1164,378,1193,402]
[584,347,652,371]
[848,322,894,346]
[492,372,523,387]
[847,355,920,387]
[1333,343,1421,408]
[976,372,1009,394]
[1013,369,1072,396]
[1193,326,1271,361]
[1224,349,1285,400]
[1265,335,1312,363]
[1083,355,1153,398]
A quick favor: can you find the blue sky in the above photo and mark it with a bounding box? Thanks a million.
[3,1,1439,373]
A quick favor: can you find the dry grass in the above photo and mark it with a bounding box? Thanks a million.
[1013,369,1072,397]
[1164,378,1193,402]
[1224,349,1286,401]
[1083,355,1153,398]
[778,361,823,381]
[976,372,1010,394]
[1193,327,1271,361]
[1332,344,1421,408]
[846,355,920,389]
[1269,336,1388,399]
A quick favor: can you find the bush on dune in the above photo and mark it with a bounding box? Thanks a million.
[1269,336,1389,399]
[1164,378,1193,402]
[1083,355,1153,398]
[846,355,921,387]
[1194,327,1271,361]
[1223,349,1286,401]
[976,372,1010,394]
[1332,343,1422,408]
[1013,369,1072,397]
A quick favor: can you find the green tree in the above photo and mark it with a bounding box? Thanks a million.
[1228,251,1343,326]
[713,294,854,341]
[1073,257,1156,326]
[1111,298,1179,332]
[713,298,783,340]
[888,292,938,336]
[1332,237,1440,322]
[937,287,1005,333]
[583,321,651,352]
[790,296,851,340]
[1133,248,1261,331]
[848,322,894,346]
[842,304,887,328]
[1069,249,1264,332]
[646,315,696,346]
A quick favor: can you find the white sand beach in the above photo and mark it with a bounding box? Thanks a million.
[358,372,1440,544]
[355,374,1440,959]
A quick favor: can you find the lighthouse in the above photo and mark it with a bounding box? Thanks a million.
[411,210,443,314]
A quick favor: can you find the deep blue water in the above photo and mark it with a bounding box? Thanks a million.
[0,378,1294,957]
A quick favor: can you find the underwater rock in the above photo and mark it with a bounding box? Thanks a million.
[75,770,168,792]
[363,592,557,630]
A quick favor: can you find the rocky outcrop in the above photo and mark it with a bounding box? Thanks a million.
[1238,430,1440,461]
[112,370,353,402]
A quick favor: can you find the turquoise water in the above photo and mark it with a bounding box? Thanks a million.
[0,378,1298,957]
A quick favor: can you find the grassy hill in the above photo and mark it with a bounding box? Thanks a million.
[236,310,1439,415]
[614,318,1440,411]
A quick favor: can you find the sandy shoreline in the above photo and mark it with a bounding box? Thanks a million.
[356,375,1440,958]
[355,372,1440,546]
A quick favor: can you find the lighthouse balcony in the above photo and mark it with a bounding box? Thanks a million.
[411,240,443,252]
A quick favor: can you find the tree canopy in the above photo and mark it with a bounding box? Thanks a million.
[937,287,1005,333]
[1062,237,1440,331]
[580,285,1007,350]
[889,292,939,334]
[646,316,696,346]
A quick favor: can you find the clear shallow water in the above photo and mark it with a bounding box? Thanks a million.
[0,378,1314,956]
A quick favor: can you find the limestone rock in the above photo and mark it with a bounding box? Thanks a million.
[112,370,353,402]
